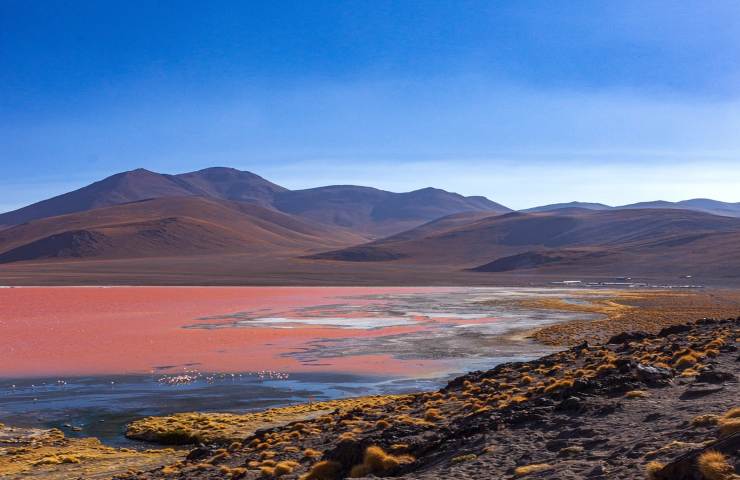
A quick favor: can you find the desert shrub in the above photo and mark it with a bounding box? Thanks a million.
[645,460,664,479]
[697,451,734,480]
[514,463,551,476]
[718,418,740,437]
[692,414,720,427]
[303,448,322,458]
[260,466,276,477]
[452,453,477,463]
[274,461,299,476]
[723,407,740,419]
[675,353,699,368]
[625,390,649,399]
[301,460,342,480]
[375,419,391,429]
[544,379,573,393]
[349,446,415,478]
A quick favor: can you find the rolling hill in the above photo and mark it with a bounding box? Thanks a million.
[0,196,365,264]
[523,199,740,218]
[309,208,740,278]
[0,168,508,237]
[273,186,510,237]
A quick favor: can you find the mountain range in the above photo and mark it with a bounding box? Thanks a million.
[1,167,739,285]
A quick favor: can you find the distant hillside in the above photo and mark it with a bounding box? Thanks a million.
[523,199,740,218]
[522,201,612,213]
[618,198,740,217]
[274,186,510,237]
[0,168,508,237]
[0,167,286,227]
[310,208,740,277]
[0,197,365,264]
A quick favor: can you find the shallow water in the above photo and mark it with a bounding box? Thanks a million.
[0,286,600,445]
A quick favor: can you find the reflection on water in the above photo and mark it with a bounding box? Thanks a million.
[0,372,445,446]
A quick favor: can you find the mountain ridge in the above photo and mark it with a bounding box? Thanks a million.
[0,168,509,237]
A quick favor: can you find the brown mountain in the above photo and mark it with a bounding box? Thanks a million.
[310,208,740,277]
[523,199,740,218]
[0,168,508,237]
[0,196,365,264]
[273,186,510,237]
[0,167,286,227]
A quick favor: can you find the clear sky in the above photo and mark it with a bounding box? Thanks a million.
[2,1,740,211]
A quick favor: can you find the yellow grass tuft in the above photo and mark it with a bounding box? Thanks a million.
[625,390,649,399]
[514,463,551,476]
[301,460,342,480]
[544,379,574,393]
[723,407,740,419]
[274,461,299,476]
[697,451,734,480]
[303,448,322,458]
[673,353,699,369]
[349,446,415,477]
[718,418,740,437]
[645,460,664,479]
[692,414,720,427]
[452,453,477,463]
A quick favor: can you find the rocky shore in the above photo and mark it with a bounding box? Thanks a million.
[108,317,739,480]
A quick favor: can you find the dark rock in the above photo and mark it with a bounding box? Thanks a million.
[643,412,662,422]
[587,464,606,477]
[545,439,567,452]
[658,324,692,337]
[696,369,736,383]
[680,382,724,398]
[615,358,635,373]
[556,396,586,412]
[636,363,673,386]
[608,331,649,344]
[186,445,213,461]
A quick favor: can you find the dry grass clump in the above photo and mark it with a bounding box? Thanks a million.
[424,408,442,421]
[219,466,247,477]
[697,451,735,480]
[300,460,342,480]
[645,460,665,479]
[348,446,415,477]
[32,454,82,465]
[543,379,573,394]
[303,448,323,458]
[692,414,721,427]
[514,463,552,476]
[714,406,740,436]
[625,390,650,399]
[260,460,300,477]
[452,453,477,463]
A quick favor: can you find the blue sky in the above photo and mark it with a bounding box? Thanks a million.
[2,1,740,211]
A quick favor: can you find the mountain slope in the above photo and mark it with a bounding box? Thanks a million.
[522,201,612,212]
[0,169,200,227]
[274,186,510,237]
[174,167,287,206]
[0,197,365,264]
[0,168,509,237]
[618,198,740,217]
[310,209,740,276]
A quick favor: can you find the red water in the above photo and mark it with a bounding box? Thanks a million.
[0,286,453,378]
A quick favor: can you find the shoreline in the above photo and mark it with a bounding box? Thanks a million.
[4,316,735,479]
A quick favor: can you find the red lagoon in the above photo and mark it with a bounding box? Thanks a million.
[0,286,456,378]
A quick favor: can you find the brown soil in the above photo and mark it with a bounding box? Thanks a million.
[524,289,740,346]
